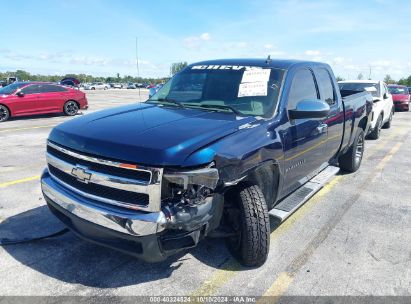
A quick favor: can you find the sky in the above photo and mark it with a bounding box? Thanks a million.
[1,0,410,80]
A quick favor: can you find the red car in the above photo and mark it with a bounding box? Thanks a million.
[0,82,88,122]
[388,84,410,111]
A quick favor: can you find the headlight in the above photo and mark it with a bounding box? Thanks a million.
[163,167,219,190]
[163,165,219,206]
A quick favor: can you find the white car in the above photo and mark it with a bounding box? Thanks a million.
[84,82,109,90]
[339,80,394,139]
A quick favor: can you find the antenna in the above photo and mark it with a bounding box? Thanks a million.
[136,37,141,100]
[266,55,272,64]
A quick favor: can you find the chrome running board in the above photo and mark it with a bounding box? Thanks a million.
[269,166,340,222]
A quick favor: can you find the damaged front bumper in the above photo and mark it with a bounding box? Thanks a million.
[41,170,221,262]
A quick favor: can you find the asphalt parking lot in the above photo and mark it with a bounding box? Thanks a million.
[0,90,410,298]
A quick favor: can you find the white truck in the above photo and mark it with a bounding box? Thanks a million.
[339,80,394,139]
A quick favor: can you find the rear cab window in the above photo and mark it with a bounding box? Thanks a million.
[315,68,337,106]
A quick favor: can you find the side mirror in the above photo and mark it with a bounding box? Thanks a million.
[289,99,330,119]
[383,93,389,99]
[16,91,25,97]
[148,88,157,98]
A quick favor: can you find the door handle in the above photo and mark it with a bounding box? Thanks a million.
[316,123,328,134]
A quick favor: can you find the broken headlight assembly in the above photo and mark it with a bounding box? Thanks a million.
[162,164,219,206]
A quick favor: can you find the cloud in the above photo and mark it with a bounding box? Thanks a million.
[267,50,286,56]
[370,60,392,70]
[70,56,109,66]
[183,32,212,49]
[304,50,321,56]
[200,33,211,41]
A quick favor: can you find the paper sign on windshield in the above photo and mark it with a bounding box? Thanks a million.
[241,69,271,83]
[238,82,267,97]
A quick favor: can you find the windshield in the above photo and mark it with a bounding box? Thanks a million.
[148,65,285,117]
[388,86,409,95]
[0,83,28,95]
[338,82,380,97]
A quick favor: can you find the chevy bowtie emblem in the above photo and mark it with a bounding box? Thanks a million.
[71,166,92,183]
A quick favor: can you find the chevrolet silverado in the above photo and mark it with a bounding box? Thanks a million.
[41,59,372,267]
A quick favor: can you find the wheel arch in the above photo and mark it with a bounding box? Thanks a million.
[357,115,369,132]
[0,103,12,117]
[64,99,80,109]
[63,100,80,115]
[222,160,281,210]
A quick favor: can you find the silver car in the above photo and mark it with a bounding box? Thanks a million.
[84,82,109,90]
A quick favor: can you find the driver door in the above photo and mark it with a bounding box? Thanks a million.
[281,68,328,196]
[12,84,41,115]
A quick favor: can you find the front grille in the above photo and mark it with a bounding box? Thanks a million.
[47,145,151,182]
[46,141,163,212]
[49,165,149,206]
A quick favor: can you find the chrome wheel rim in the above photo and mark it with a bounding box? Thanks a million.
[66,102,78,115]
[0,106,8,121]
[355,135,364,165]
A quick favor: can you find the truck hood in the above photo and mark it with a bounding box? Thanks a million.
[49,103,256,166]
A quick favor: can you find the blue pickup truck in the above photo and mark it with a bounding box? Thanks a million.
[41,59,372,267]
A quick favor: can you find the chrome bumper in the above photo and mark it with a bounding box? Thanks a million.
[41,171,167,236]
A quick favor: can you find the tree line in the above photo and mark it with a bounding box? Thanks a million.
[0,70,170,84]
[3,65,411,87]
[0,62,190,85]
[337,73,411,86]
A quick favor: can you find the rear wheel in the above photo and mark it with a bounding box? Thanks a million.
[382,108,394,129]
[339,129,365,173]
[64,100,79,116]
[368,115,383,139]
[0,105,10,122]
[225,184,270,267]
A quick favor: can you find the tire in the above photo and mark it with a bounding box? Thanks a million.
[0,104,10,122]
[382,108,394,129]
[64,100,79,116]
[339,129,365,173]
[91,87,96,90]
[368,115,383,139]
[225,184,270,267]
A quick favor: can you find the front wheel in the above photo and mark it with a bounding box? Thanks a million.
[339,129,365,173]
[225,184,270,267]
[368,115,382,139]
[382,108,394,129]
[0,104,10,122]
[64,101,79,116]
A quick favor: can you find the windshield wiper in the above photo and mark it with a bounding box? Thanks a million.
[198,104,243,116]
[147,97,184,108]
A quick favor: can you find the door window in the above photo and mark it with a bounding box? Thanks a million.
[21,85,41,95]
[383,84,389,96]
[287,69,318,110]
